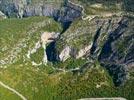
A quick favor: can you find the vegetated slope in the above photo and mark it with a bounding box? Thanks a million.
[0,16,62,68]
[0,16,134,100]
[0,16,62,100]
[0,0,134,100]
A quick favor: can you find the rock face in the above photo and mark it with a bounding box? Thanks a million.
[76,44,92,59]
[56,1,82,22]
[0,0,82,23]
[41,32,60,64]
[98,18,134,86]
[59,46,71,62]
[59,44,92,61]
[0,0,26,18]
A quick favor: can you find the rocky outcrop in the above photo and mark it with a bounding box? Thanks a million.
[76,44,92,59]
[59,44,92,61]
[59,46,71,62]
[27,41,41,59]
[23,3,60,18]
[57,41,93,62]
[41,32,60,64]
[0,11,7,19]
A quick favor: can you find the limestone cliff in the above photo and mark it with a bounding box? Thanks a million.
[55,16,134,86]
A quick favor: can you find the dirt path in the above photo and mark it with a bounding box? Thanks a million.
[0,81,27,100]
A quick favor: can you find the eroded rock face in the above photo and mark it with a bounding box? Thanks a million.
[56,1,82,22]
[59,46,71,62]
[76,44,92,59]
[98,17,134,86]
[56,16,134,86]
[41,32,60,64]
[27,32,60,65]
[59,44,92,61]
[78,16,134,86]
[0,0,27,18]
[0,0,82,23]
[23,3,60,18]
[56,17,123,60]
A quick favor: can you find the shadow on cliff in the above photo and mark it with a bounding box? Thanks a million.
[98,18,129,86]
